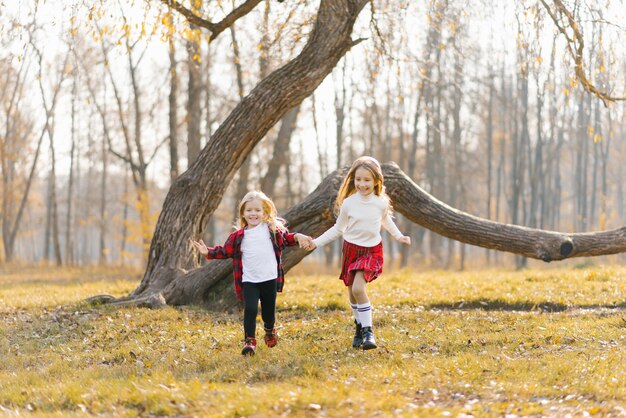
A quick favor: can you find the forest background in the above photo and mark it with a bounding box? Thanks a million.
[1,0,626,271]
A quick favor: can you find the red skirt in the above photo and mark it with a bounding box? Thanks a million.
[339,240,384,286]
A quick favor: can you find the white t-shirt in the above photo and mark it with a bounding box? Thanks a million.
[312,193,403,248]
[241,223,278,283]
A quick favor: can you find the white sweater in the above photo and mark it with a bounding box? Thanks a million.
[313,193,404,248]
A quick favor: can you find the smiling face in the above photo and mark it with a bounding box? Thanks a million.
[242,198,265,228]
[354,167,376,197]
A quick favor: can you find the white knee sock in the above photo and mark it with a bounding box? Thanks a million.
[357,302,372,328]
[350,303,361,324]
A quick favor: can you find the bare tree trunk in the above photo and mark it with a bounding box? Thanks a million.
[599,110,611,230]
[423,1,445,266]
[65,77,77,266]
[260,105,300,197]
[430,60,444,265]
[1,44,36,263]
[29,46,70,264]
[168,25,179,182]
[494,63,508,264]
[574,93,590,231]
[334,60,347,168]
[2,125,42,262]
[99,120,108,265]
[186,26,202,168]
[74,123,83,265]
[590,98,600,228]
[44,167,52,263]
[485,73,494,264]
[312,93,328,180]
[513,58,529,269]
[120,169,130,266]
[230,23,251,218]
[48,135,63,266]
[528,71,544,231]
[400,87,422,268]
[129,0,370,300]
[542,38,558,230]
[446,41,464,270]
[311,92,335,266]
[33,50,70,266]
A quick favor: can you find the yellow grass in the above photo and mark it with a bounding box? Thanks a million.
[1,265,626,416]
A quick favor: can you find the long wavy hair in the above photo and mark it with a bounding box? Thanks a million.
[334,156,391,215]
[237,191,285,233]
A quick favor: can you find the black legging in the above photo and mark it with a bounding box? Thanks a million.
[242,279,277,339]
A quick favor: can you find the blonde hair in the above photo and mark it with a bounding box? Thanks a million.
[237,191,285,233]
[335,156,391,215]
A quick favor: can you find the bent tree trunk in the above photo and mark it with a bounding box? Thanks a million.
[92,163,626,311]
[123,0,369,303]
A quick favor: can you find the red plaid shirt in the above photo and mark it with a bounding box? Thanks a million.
[204,226,299,302]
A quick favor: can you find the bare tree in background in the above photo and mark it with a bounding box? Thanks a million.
[186,2,203,167]
[32,41,70,266]
[0,42,39,262]
[167,11,180,182]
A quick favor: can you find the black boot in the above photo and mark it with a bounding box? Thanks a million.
[352,320,363,348]
[361,326,377,350]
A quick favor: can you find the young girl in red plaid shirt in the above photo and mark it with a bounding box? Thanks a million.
[192,191,310,356]
[302,156,411,350]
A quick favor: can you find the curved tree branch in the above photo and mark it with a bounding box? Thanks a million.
[382,163,626,262]
[162,0,263,41]
[539,0,626,106]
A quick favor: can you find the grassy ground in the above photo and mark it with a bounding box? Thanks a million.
[1,265,626,417]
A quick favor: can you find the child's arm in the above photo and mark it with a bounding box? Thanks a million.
[310,205,349,249]
[190,233,236,259]
[276,230,312,249]
[382,213,411,245]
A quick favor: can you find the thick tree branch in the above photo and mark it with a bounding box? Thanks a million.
[92,162,626,310]
[382,163,626,261]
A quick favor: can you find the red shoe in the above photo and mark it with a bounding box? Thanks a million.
[264,327,278,348]
[242,337,256,356]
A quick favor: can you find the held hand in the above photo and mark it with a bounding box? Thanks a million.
[304,238,317,251]
[190,239,209,256]
[296,234,313,250]
[296,234,316,251]
[398,235,411,246]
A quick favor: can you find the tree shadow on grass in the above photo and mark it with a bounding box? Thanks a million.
[422,298,626,313]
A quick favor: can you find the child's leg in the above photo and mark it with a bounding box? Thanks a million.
[349,272,369,304]
[352,272,373,328]
[259,280,278,347]
[348,279,364,348]
[258,279,277,330]
[352,271,377,349]
[348,287,360,325]
[242,283,261,339]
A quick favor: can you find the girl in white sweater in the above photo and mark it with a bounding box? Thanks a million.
[303,156,411,349]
